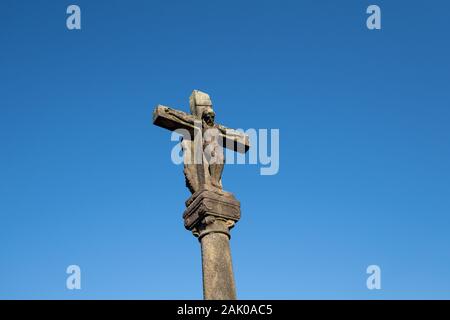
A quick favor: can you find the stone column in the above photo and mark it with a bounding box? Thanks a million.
[183,189,241,300]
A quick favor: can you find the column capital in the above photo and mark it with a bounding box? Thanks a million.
[183,187,241,238]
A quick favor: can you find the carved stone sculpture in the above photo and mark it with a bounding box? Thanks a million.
[153,90,250,299]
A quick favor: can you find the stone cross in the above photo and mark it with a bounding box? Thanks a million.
[153,90,250,300]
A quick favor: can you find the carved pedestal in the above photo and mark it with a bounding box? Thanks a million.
[183,188,241,300]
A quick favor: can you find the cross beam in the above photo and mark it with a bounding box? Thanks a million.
[153,105,250,153]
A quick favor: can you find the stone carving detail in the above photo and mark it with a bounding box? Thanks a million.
[192,216,236,239]
[153,90,249,300]
[153,90,250,194]
[183,188,241,238]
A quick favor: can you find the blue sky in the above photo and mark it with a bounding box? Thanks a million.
[0,0,449,299]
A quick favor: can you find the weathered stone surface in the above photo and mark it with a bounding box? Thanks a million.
[153,90,250,194]
[183,188,240,232]
[184,188,240,300]
[200,221,237,300]
[153,105,198,136]
[190,90,214,118]
[153,90,248,300]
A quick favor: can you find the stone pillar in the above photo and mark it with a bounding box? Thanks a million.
[183,188,241,300]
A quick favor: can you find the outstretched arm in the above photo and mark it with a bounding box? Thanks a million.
[153,105,197,133]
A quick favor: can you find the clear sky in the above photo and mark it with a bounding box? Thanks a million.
[1,0,449,299]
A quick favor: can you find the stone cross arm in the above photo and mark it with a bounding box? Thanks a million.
[153,105,250,153]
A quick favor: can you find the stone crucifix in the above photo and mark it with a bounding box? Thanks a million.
[152,90,250,300]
